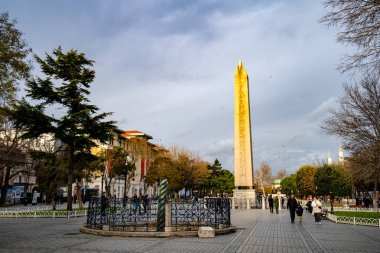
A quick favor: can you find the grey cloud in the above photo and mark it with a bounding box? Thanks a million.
[3,0,348,175]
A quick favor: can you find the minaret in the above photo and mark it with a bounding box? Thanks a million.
[327,152,332,165]
[234,60,254,188]
[338,145,344,165]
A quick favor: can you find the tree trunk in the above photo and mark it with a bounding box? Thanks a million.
[52,195,56,210]
[67,149,74,211]
[374,162,379,212]
[76,181,83,209]
[67,173,73,211]
[0,166,11,205]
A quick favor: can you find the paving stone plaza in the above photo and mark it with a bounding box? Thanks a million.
[0,208,379,253]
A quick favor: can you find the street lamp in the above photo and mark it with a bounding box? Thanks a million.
[327,167,333,214]
[123,155,132,198]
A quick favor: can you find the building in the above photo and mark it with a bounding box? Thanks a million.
[85,129,168,198]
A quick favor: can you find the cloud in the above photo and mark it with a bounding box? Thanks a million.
[309,97,338,120]
[3,0,348,175]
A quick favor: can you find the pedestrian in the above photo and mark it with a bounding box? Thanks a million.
[296,203,304,222]
[268,195,274,213]
[192,194,199,205]
[142,193,149,213]
[311,197,322,224]
[274,195,279,214]
[281,197,285,209]
[306,200,313,213]
[287,194,297,223]
[100,193,108,217]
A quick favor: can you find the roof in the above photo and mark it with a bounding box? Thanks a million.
[121,130,153,140]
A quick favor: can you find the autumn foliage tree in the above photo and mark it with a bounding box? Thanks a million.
[295,165,316,198]
[255,162,273,196]
[146,147,209,196]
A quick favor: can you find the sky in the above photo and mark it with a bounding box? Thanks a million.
[2,0,352,176]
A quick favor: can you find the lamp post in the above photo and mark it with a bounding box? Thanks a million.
[123,155,132,198]
[327,167,334,214]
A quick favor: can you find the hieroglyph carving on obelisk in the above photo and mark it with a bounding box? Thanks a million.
[234,60,254,188]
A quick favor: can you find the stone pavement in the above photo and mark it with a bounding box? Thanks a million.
[0,208,379,253]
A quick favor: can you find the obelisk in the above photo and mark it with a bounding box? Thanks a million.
[232,60,256,209]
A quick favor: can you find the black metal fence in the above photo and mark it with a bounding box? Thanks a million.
[86,197,231,232]
[171,198,231,231]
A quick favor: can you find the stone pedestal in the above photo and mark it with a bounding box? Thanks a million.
[198,226,215,238]
[233,189,256,209]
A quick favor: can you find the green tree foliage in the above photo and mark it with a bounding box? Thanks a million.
[8,47,115,210]
[295,165,316,198]
[0,12,31,105]
[205,159,234,196]
[31,151,66,209]
[280,174,296,196]
[314,164,352,197]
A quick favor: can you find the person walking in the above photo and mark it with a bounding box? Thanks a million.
[296,203,304,222]
[274,195,279,214]
[312,197,322,224]
[268,195,274,213]
[287,194,298,223]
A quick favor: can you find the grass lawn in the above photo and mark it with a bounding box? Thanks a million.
[333,211,380,219]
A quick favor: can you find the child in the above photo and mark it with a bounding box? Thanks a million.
[296,203,304,222]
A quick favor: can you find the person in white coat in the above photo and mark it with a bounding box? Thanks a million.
[311,197,322,224]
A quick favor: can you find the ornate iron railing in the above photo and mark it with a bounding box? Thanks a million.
[327,213,380,227]
[171,198,231,231]
[86,197,231,232]
[0,209,87,218]
[86,197,158,231]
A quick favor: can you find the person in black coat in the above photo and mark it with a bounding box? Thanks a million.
[268,195,274,213]
[287,194,298,223]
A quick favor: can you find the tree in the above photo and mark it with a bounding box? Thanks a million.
[8,48,115,210]
[146,155,181,193]
[314,164,352,197]
[321,75,380,209]
[104,146,134,198]
[0,12,31,105]
[31,151,66,210]
[277,169,287,179]
[295,165,316,198]
[346,152,380,197]
[280,174,297,196]
[0,122,32,205]
[204,159,234,196]
[321,0,380,73]
[172,150,208,196]
[255,162,273,196]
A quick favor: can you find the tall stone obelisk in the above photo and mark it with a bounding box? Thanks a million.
[232,60,256,209]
